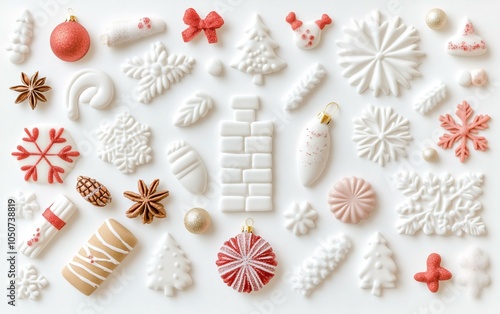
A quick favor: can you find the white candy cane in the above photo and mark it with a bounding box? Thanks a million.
[66,69,114,120]
[18,195,77,258]
[100,17,166,47]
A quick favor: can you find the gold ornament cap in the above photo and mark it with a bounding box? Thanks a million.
[317,102,339,125]
[242,218,254,233]
[66,8,77,22]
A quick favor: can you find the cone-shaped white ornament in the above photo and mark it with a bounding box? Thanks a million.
[446,17,486,57]
[297,103,338,187]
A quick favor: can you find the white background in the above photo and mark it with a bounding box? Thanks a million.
[1,0,499,313]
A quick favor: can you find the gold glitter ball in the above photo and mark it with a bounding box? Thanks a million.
[184,207,211,234]
[422,147,438,161]
[425,8,447,30]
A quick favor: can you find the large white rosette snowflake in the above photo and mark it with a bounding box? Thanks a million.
[353,105,412,166]
[121,41,195,104]
[96,111,152,174]
[337,10,424,96]
[393,170,485,236]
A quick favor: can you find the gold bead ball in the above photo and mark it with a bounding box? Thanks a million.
[425,8,447,30]
[422,147,438,162]
[184,208,211,234]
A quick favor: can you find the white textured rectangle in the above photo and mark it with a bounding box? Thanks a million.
[234,109,255,122]
[221,154,251,169]
[221,137,244,153]
[245,136,272,153]
[221,184,248,196]
[220,121,250,136]
[249,184,272,196]
[221,196,246,212]
[243,169,272,183]
[251,121,273,136]
[231,95,260,110]
[246,196,272,211]
[252,154,272,168]
[220,168,242,183]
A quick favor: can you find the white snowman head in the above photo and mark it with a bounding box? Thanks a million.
[286,12,332,50]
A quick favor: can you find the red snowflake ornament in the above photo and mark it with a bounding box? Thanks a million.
[414,253,452,293]
[12,126,80,184]
[216,230,277,293]
[437,101,490,162]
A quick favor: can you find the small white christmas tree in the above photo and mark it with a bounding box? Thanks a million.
[6,10,34,64]
[231,14,286,85]
[359,232,397,296]
[147,233,192,297]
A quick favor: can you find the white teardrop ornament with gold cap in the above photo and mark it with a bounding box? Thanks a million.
[297,102,339,187]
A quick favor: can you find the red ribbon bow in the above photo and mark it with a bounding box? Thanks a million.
[182,8,224,44]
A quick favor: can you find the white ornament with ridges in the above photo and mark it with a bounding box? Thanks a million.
[167,141,208,194]
[147,233,192,297]
[173,91,214,127]
[337,10,424,96]
[283,63,326,111]
[121,41,195,103]
[6,10,33,64]
[394,170,486,236]
[291,234,351,296]
[353,105,412,166]
[96,112,152,174]
[283,201,318,236]
[13,191,39,219]
[359,232,397,296]
[413,82,447,114]
[231,14,286,85]
[101,17,166,47]
[66,69,114,120]
[457,247,490,297]
[15,263,48,300]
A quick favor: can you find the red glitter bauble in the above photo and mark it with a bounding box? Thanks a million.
[50,21,90,62]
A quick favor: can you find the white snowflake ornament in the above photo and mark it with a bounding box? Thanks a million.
[12,191,39,219]
[394,170,486,236]
[96,112,152,174]
[353,105,412,166]
[284,201,318,236]
[337,10,424,96]
[121,41,195,104]
[16,263,48,300]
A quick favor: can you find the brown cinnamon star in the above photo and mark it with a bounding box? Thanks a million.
[123,179,169,224]
[10,71,51,110]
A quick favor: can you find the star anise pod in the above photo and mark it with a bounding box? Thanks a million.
[123,179,169,224]
[10,71,52,110]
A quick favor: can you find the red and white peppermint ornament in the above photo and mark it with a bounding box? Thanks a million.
[50,9,90,62]
[216,219,277,293]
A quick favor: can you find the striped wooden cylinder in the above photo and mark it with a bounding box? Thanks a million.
[62,219,138,295]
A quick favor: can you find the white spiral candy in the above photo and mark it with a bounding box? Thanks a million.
[66,69,114,120]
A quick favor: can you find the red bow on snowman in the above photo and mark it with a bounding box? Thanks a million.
[182,8,224,44]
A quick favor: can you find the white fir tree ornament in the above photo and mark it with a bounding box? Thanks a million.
[231,14,286,85]
[147,233,192,297]
[359,232,397,296]
[6,10,34,64]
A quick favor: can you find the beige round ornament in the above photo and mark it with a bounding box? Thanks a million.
[422,147,438,161]
[425,8,447,30]
[184,207,211,234]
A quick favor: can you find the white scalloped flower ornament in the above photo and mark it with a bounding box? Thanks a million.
[336,10,424,96]
[328,177,376,224]
[284,201,318,236]
[353,105,412,166]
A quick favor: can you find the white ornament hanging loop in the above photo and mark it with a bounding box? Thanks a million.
[297,102,339,187]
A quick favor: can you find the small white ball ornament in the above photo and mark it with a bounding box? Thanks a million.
[422,147,438,161]
[425,8,447,30]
